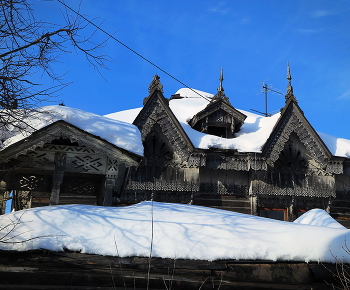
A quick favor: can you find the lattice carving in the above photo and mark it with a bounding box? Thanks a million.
[264,106,330,169]
[135,97,194,167]
[258,196,292,208]
[274,138,308,173]
[125,180,199,193]
[27,151,52,167]
[0,121,140,167]
[326,161,343,175]
[199,182,248,196]
[106,159,119,178]
[252,181,335,198]
[43,144,97,154]
[72,155,104,172]
[190,101,246,128]
[143,123,173,167]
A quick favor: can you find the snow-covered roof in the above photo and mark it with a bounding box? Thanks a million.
[1,88,349,158]
[107,88,350,157]
[0,202,348,262]
[0,105,143,156]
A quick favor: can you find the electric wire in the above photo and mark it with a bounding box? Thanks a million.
[57,0,212,102]
[57,1,350,195]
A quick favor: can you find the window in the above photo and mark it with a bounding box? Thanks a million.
[259,208,287,221]
[207,126,227,138]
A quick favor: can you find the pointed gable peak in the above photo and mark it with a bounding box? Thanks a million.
[285,62,297,104]
[143,74,165,105]
[148,74,164,94]
[211,68,231,105]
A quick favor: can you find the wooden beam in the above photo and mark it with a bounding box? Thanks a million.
[50,152,67,206]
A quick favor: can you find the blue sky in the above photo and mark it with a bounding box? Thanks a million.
[32,0,350,139]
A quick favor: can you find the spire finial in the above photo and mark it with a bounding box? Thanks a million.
[211,68,230,104]
[285,62,297,103]
[287,62,292,87]
[148,74,163,94]
[218,67,224,93]
[143,74,164,105]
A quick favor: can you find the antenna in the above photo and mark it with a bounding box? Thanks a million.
[251,80,284,117]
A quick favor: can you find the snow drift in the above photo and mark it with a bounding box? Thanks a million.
[0,202,348,263]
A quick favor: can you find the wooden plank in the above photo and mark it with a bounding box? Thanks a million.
[0,250,337,289]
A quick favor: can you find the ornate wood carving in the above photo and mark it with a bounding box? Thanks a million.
[273,138,308,173]
[13,174,50,192]
[189,101,246,130]
[61,176,99,195]
[134,90,195,167]
[263,102,332,170]
[143,123,173,167]
[0,121,140,167]
[199,182,248,196]
[125,180,199,193]
[50,151,67,205]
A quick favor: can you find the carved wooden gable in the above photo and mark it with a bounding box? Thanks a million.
[0,120,141,168]
[133,80,201,168]
[0,120,141,211]
[262,99,334,174]
[189,99,247,138]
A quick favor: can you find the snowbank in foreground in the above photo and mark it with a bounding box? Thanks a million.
[293,208,346,229]
[0,202,348,263]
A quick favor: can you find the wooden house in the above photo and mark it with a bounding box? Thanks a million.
[1,66,350,226]
[0,115,142,213]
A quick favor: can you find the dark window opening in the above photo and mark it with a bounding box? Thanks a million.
[259,208,287,221]
[207,126,227,138]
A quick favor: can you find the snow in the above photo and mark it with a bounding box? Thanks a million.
[294,209,346,229]
[105,107,142,124]
[0,202,349,263]
[318,132,350,158]
[1,88,350,158]
[169,92,279,152]
[0,105,143,156]
[106,88,350,156]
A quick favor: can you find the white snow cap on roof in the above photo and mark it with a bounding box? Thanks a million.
[107,88,350,157]
[169,88,280,152]
[1,105,143,156]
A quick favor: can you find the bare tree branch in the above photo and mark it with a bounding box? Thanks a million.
[0,0,108,139]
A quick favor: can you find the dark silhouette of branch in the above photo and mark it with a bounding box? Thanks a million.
[0,0,108,137]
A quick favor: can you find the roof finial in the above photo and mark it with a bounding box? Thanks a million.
[287,62,292,87]
[212,68,230,104]
[285,62,297,103]
[218,67,224,93]
[143,74,164,105]
[148,74,164,94]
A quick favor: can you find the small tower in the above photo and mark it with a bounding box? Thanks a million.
[189,69,246,138]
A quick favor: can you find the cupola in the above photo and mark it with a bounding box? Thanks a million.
[189,69,247,138]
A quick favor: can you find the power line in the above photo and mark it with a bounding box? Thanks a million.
[57,0,211,102]
[57,1,350,195]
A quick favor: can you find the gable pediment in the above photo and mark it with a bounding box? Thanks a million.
[263,101,332,170]
[133,88,198,166]
[188,99,247,138]
[0,120,141,167]
[189,100,246,128]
